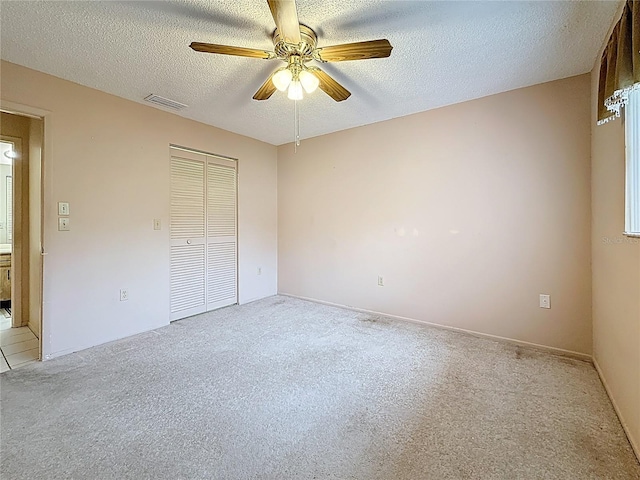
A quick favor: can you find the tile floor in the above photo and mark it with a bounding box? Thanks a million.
[1,312,39,373]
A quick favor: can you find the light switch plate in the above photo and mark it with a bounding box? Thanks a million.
[58,202,70,216]
[153,219,161,230]
[58,217,70,231]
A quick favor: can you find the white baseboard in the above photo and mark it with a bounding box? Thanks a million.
[239,293,277,306]
[278,292,593,362]
[42,320,169,361]
[593,358,640,463]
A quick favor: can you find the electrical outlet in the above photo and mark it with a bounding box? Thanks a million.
[120,289,129,301]
[257,266,262,275]
[378,275,384,287]
[539,294,550,309]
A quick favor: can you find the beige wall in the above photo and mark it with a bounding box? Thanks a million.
[0,61,278,359]
[278,74,592,355]
[591,65,640,456]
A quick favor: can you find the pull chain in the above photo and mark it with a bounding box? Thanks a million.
[294,100,301,152]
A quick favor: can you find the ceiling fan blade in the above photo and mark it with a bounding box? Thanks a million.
[253,73,278,101]
[308,67,351,102]
[190,42,274,59]
[314,39,393,62]
[267,0,301,45]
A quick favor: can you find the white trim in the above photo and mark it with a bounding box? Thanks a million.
[43,320,169,360]
[279,292,593,362]
[599,82,640,126]
[593,357,640,463]
[0,101,51,118]
[625,88,640,235]
[0,101,49,360]
[238,294,276,306]
[169,144,238,163]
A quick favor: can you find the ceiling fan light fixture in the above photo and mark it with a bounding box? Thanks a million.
[299,69,319,94]
[190,1,391,106]
[287,80,303,100]
[272,68,293,92]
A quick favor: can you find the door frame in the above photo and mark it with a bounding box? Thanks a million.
[0,100,50,360]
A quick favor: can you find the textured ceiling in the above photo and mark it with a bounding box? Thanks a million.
[0,1,620,145]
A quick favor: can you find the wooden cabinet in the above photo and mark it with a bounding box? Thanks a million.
[0,254,10,302]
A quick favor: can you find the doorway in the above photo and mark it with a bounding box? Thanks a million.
[169,146,238,321]
[0,111,43,372]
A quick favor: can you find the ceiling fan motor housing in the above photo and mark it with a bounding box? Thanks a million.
[273,25,317,63]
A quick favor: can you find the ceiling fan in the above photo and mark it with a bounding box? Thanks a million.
[189,0,393,102]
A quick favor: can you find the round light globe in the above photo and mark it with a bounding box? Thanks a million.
[299,70,319,94]
[272,68,293,92]
[287,80,303,100]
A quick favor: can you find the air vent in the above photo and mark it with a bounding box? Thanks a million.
[144,94,188,111]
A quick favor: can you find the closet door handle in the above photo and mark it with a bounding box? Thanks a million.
[186,239,192,245]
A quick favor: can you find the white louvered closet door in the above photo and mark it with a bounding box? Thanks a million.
[170,153,206,321]
[170,148,238,321]
[206,161,237,311]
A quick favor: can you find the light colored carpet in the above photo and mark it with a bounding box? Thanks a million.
[1,295,638,479]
